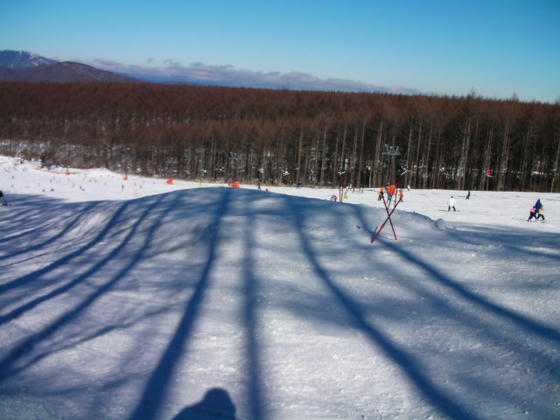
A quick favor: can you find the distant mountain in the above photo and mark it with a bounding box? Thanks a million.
[0,67,17,79]
[0,50,58,69]
[0,50,136,82]
[0,49,422,95]
[0,61,137,82]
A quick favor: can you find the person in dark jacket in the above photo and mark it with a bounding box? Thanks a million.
[0,191,7,206]
[527,199,542,222]
[534,199,542,213]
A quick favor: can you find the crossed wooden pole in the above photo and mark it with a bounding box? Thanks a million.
[371,192,402,244]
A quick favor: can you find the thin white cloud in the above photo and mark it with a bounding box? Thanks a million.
[163,58,182,67]
[88,59,421,94]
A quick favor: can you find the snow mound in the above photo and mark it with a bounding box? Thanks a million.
[1,156,559,419]
[435,217,448,230]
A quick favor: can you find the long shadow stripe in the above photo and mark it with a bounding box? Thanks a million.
[380,238,560,344]
[286,196,474,420]
[0,194,170,379]
[242,213,266,420]
[130,188,231,420]
[0,200,132,295]
[0,199,169,326]
[0,202,100,261]
[352,205,560,385]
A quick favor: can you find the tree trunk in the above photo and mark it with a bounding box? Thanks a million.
[319,124,328,186]
[295,126,304,185]
[422,123,432,189]
[520,126,532,191]
[412,121,423,188]
[431,127,441,189]
[551,134,560,192]
[340,123,347,172]
[332,129,340,185]
[373,119,383,186]
[356,118,366,188]
[468,119,478,190]
[479,127,494,191]
[302,143,310,185]
[458,118,471,190]
[404,126,413,187]
[497,123,510,191]
[350,127,358,186]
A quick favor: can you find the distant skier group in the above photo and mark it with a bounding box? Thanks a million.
[445,192,546,222]
[378,183,403,203]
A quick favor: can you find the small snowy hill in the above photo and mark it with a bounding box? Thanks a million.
[0,157,559,419]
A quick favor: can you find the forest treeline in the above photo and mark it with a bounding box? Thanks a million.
[1,81,559,191]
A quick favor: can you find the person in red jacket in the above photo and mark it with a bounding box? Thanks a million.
[386,184,397,201]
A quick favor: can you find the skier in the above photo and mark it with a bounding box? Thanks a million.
[537,206,545,221]
[527,207,537,221]
[534,199,543,213]
[0,191,7,206]
[466,190,471,200]
[448,195,456,212]
[527,199,541,221]
[528,199,543,221]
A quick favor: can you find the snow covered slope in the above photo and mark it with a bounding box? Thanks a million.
[0,157,559,419]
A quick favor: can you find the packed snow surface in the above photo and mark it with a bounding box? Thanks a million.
[0,156,559,419]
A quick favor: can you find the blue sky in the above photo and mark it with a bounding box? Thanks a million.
[2,0,559,102]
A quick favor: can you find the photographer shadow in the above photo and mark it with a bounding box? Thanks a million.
[172,388,236,420]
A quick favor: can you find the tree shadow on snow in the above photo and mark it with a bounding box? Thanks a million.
[2,188,558,419]
[272,196,560,419]
[0,200,101,261]
[350,204,560,418]
[377,224,560,345]
[0,199,133,295]
[444,223,560,262]
[0,192,176,380]
[239,192,275,420]
[284,195,475,420]
[129,188,232,420]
